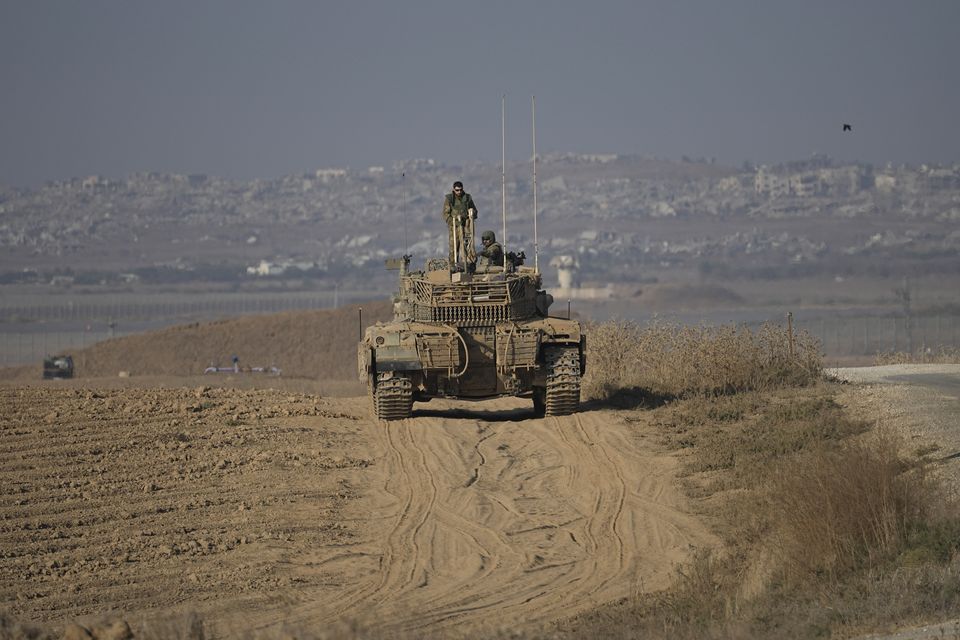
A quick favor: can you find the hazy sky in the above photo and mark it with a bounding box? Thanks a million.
[2,1,958,186]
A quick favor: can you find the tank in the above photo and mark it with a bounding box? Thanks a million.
[358,255,586,420]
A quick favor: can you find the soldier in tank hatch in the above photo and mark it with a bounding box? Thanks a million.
[478,230,503,269]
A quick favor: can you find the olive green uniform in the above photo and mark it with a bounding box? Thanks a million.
[442,191,477,266]
[479,241,503,268]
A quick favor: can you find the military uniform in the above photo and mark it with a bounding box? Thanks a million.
[478,231,503,268]
[442,190,477,266]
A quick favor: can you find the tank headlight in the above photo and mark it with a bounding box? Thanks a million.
[375,336,385,346]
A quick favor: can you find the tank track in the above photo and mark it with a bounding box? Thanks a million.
[373,372,413,421]
[544,345,581,416]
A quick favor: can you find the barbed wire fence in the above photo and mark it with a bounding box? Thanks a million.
[1,295,958,368]
[0,291,352,367]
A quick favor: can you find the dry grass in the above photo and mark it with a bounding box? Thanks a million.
[583,319,822,402]
[567,322,960,638]
[875,346,960,364]
[770,429,934,583]
[658,389,869,479]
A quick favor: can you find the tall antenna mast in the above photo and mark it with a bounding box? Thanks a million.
[501,94,507,270]
[532,95,539,273]
[402,171,408,255]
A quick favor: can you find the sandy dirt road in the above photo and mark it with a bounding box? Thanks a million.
[829,364,960,498]
[1,384,716,637]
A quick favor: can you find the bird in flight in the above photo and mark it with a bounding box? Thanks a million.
[842,123,852,132]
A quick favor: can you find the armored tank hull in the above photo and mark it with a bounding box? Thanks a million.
[358,260,585,420]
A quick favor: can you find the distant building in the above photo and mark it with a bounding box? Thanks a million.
[875,174,897,192]
[81,175,115,192]
[756,165,871,199]
[246,259,320,277]
[549,255,612,299]
[551,255,580,291]
[754,167,789,198]
[315,168,347,181]
[789,173,820,198]
[923,167,960,190]
[247,260,284,276]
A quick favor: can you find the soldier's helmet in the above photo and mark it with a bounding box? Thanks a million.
[481,230,496,243]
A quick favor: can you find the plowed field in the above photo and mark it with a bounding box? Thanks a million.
[1,384,716,637]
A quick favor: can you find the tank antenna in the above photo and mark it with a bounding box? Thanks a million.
[532,95,539,273]
[501,94,508,270]
[401,171,408,256]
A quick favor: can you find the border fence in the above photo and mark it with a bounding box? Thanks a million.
[802,314,960,361]
[1,292,958,369]
[1,292,341,324]
[0,290,373,368]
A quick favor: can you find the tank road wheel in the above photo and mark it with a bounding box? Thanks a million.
[532,386,546,418]
[373,372,413,421]
[544,345,581,416]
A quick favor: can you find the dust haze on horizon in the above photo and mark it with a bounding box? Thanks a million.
[1,0,958,187]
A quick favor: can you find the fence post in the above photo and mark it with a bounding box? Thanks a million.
[787,312,795,358]
[864,316,869,355]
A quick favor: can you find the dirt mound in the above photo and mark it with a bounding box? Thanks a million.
[637,283,745,310]
[2,301,392,382]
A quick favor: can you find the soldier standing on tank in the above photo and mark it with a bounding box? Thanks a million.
[478,230,503,268]
[442,181,477,269]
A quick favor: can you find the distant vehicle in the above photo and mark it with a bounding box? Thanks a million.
[203,365,282,375]
[358,255,586,420]
[42,354,74,379]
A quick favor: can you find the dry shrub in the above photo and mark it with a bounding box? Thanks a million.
[0,612,56,640]
[769,429,932,583]
[875,346,960,365]
[716,404,862,474]
[550,548,750,640]
[795,557,960,638]
[583,319,822,401]
[658,548,744,631]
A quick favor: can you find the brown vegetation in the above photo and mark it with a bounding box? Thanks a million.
[582,319,822,401]
[559,320,960,639]
[875,346,960,365]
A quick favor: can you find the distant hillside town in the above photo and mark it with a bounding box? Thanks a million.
[1,153,958,290]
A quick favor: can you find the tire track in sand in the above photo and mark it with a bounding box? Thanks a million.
[290,418,440,626]
[282,399,718,636]
[377,420,437,597]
